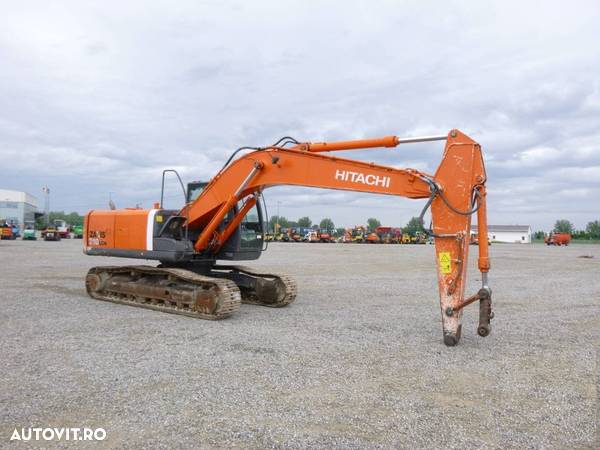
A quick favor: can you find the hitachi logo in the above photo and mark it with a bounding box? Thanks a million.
[335,170,390,188]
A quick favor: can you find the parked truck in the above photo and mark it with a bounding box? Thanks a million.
[545,232,571,246]
[42,225,62,241]
[54,219,71,239]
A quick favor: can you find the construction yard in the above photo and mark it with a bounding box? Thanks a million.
[1,239,598,448]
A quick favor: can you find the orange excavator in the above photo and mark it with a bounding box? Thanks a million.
[83,130,492,346]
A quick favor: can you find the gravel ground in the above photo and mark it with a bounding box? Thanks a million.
[1,239,598,449]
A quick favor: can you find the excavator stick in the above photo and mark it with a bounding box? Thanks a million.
[429,130,493,346]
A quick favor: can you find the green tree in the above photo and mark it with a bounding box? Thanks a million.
[37,211,84,229]
[319,218,335,231]
[533,230,545,240]
[367,217,381,231]
[554,219,574,234]
[586,220,600,239]
[66,212,84,226]
[335,227,346,236]
[269,215,289,232]
[403,216,424,237]
[297,216,312,228]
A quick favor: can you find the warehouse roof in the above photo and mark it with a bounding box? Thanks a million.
[0,189,38,207]
[472,225,531,232]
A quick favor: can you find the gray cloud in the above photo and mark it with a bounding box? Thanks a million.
[1,0,599,230]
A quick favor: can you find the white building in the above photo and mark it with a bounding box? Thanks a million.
[472,225,531,244]
[0,189,40,228]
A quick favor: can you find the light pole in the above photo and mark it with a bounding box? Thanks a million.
[276,201,281,233]
[42,186,50,226]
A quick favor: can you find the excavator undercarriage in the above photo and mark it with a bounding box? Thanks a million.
[83,129,492,346]
[85,264,297,319]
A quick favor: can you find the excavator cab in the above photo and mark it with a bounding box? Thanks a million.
[186,180,265,257]
[159,179,265,261]
[216,200,265,260]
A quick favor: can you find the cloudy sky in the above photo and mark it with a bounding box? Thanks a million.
[1,0,599,230]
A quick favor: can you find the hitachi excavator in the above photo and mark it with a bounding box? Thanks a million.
[83,130,492,346]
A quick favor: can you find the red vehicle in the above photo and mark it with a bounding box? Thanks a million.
[545,232,571,246]
[318,229,334,243]
[374,226,402,244]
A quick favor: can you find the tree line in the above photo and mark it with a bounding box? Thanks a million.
[533,219,600,240]
[35,211,84,228]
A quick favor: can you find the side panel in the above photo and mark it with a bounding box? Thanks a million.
[84,211,116,249]
[85,209,151,251]
[115,211,152,250]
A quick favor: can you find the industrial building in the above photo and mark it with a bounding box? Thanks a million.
[472,224,531,243]
[0,189,40,228]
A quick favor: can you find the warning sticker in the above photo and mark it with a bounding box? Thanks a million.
[438,252,452,274]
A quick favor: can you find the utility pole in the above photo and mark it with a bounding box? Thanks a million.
[42,186,50,226]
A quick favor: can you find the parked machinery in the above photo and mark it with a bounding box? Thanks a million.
[83,130,492,346]
[53,219,71,239]
[1,221,15,240]
[71,224,84,239]
[340,229,353,243]
[377,226,402,244]
[411,231,427,244]
[351,226,367,243]
[318,229,334,243]
[22,222,37,240]
[366,230,381,243]
[42,225,62,241]
[303,230,319,243]
[290,228,304,242]
[545,232,571,246]
[10,221,21,238]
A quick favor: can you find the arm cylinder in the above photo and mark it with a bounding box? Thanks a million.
[296,134,448,152]
[299,136,398,152]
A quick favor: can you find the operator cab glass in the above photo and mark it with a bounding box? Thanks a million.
[216,199,265,260]
[187,181,208,203]
[240,205,263,249]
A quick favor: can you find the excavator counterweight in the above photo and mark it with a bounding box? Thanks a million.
[83,129,492,346]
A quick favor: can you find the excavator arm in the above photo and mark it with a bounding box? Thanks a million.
[181,129,492,345]
[84,129,492,346]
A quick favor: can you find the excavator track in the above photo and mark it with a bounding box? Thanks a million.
[85,265,241,319]
[211,265,297,307]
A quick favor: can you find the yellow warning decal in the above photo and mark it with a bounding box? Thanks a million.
[156,215,163,223]
[439,252,452,274]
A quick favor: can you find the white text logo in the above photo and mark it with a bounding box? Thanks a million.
[335,170,390,188]
[11,428,106,442]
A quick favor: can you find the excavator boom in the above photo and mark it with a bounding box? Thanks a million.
[83,129,492,346]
